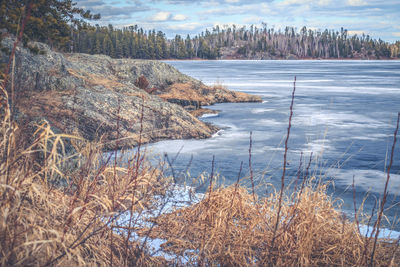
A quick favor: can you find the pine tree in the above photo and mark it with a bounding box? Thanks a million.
[185,35,193,58]
[94,36,102,54]
[102,34,113,56]
[0,0,99,49]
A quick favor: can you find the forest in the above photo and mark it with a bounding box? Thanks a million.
[1,1,399,60]
[70,23,400,60]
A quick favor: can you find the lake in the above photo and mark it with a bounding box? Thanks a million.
[147,60,400,229]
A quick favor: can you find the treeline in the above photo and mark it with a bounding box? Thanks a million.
[71,24,219,59]
[207,24,399,59]
[71,24,400,60]
[1,0,398,60]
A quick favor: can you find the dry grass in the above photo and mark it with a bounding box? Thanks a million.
[158,82,261,107]
[158,83,207,103]
[0,82,169,266]
[67,68,126,90]
[189,108,218,118]
[145,183,399,266]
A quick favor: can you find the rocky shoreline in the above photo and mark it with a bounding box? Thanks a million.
[1,38,261,149]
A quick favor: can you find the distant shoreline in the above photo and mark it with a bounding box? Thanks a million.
[162,57,400,61]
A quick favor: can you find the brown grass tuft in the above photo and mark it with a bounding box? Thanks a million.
[145,183,399,266]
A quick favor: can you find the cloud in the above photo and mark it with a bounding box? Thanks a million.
[75,0,150,22]
[151,11,172,21]
[149,0,273,5]
[149,0,209,4]
[278,0,310,5]
[393,32,400,37]
[317,0,332,5]
[167,22,204,31]
[99,6,149,22]
[150,12,188,22]
[348,30,365,35]
[347,0,367,6]
[75,0,106,7]
[202,3,273,16]
[172,14,188,21]
[277,0,332,7]
[242,15,264,24]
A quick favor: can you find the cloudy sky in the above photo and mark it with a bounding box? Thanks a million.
[75,0,400,42]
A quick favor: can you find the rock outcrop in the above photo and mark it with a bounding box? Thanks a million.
[1,38,260,149]
[157,83,261,108]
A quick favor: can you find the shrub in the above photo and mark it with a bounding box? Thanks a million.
[135,75,150,90]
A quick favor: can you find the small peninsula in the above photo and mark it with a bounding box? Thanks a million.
[1,37,260,149]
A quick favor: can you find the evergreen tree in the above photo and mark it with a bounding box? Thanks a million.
[102,34,113,56]
[185,34,193,58]
[0,0,99,49]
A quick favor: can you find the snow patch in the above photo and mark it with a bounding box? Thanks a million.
[200,113,219,118]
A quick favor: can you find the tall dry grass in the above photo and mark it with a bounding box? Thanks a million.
[0,80,170,265]
[146,181,399,266]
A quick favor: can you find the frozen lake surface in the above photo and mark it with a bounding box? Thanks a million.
[145,60,400,230]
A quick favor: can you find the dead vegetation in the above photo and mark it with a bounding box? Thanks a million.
[68,68,126,90]
[158,82,261,107]
[146,183,399,266]
[0,81,170,266]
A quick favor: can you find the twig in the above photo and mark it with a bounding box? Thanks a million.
[361,196,377,265]
[270,76,296,253]
[292,152,303,200]
[2,2,32,91]
[299,152,313,199]
[2,3,32,185]
[220,161,244,260]
[249,131,256,203]
[110,97,122,267]
[352,175,361,236]
[369,112,400,266]
[199,155,215,266]
[124,95,146,261]
[208,155,216,196]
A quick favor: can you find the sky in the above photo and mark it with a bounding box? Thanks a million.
[75,0,400,42]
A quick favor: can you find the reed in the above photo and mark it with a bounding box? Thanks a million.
[145,181,399,266]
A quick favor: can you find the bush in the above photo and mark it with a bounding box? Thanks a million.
[135,75,150,90]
